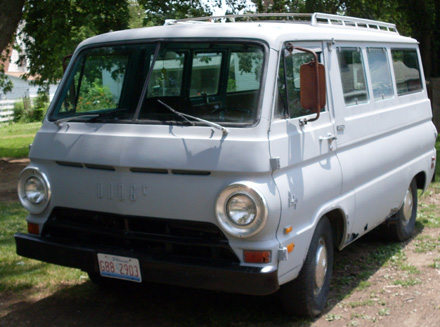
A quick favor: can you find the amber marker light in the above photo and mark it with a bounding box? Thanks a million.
[284,225,293,234]
[287,243,295,253]
[28,222,40,235]
[243,250,271,263]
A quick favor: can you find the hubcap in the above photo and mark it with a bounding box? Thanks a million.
[402,186,414,226]
[314,237,328,295]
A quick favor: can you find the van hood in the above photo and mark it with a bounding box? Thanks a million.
[30,122,271,173]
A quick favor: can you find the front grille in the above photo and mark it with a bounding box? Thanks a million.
[42,208,239,265]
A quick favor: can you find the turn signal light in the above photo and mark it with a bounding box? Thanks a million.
[287,243,295,253]
[28,223,39,235]
[243,250,271,263]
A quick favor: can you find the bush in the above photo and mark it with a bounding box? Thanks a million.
[12,93,50,123]
[13,101,24,123]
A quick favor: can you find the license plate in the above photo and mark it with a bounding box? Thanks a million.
[97,253,142,283]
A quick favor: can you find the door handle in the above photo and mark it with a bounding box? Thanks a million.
[319,133,337,141]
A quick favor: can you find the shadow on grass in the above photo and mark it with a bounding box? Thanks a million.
[1,226,424,327]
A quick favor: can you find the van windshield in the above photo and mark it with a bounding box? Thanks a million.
[50,42,265,126]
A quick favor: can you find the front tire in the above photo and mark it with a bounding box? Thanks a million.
[280,216,334,317]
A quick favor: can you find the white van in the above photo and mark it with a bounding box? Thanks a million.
[15,13,437,317]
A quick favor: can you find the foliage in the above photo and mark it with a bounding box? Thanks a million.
[0,48,14,94]
[12,93,49,123]
[12,100,24,123]
[0,0,439,97]
[0,68,13,94]
[76,78,117,112]
[19,0,131,87]
[140,0,211,26]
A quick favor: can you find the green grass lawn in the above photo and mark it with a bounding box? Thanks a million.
[0,202,85,295]
[0,122,41,158]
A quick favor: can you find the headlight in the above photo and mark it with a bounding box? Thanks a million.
[18,168,51,214]
[216,183,268,238]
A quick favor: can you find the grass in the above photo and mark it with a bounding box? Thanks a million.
[0,202,85,296]
[413,235,440,253]
[0,122,41,158]
[430,258,440,269]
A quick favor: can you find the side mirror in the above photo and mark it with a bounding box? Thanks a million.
[300,61,326,116]
[288,45,326,124]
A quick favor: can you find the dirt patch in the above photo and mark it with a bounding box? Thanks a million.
[0,158,29,202]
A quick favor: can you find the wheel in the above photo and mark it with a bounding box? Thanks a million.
[384,179,418,242]
[280,216,334,317]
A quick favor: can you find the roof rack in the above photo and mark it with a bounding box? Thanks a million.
[312,13,398,33]
[164,12,399,34]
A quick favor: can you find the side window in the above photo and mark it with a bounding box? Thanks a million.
[190,52,222,97]
[276,49,318,119]
[367,48,394,100]
[337,47,369,106]
[391,49,422,95]
[61,53,129,113]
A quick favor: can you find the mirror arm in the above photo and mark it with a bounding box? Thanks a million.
[63,54,73,73]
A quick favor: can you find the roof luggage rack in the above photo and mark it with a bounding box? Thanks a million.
[164,12,399,34]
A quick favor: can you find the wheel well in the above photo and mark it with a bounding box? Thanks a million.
[414,172,426,190]
[325,210,345,249]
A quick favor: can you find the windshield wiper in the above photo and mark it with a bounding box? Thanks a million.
[54,114,99,127]
[54,109,129,127]
[157,100,229,135]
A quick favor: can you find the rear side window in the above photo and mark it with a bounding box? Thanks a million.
[367,48,394,101]
[391,49,422,95]
[337,48,369,106]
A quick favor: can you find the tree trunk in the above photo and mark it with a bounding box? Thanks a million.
[0,0,26,55]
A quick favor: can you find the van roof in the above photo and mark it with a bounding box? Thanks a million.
[79,13,417,49]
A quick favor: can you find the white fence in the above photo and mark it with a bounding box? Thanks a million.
[0,99,15,123]
[0,95,48,124]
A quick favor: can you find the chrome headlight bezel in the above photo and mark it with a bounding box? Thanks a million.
[215,183,268,238]
[18,168,51,214]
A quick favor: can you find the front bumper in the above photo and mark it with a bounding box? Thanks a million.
[15,233,279,295]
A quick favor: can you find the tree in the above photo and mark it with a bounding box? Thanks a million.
[0,0,25,55]
[0,0,26,94]
[20,0,131,87]
[140,0,211,26]
[1,0,439,95]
